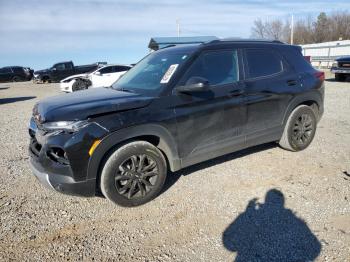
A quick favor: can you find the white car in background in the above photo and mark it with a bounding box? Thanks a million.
[60,64,132,92]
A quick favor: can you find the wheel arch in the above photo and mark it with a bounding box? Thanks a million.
[282,91,323,126]
[86,124,181,181]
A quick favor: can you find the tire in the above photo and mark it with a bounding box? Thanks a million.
[100,141,167,207]
[335,73,344,82]
[12,76,20,82]
[72,79,89,92]
[279,105,317,152]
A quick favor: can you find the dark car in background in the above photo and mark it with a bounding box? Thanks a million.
[29,39,324,207]
[33,61,107,83]
[331,56,350,81]
[0,66,33,82]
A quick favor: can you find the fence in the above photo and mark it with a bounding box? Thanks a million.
[301,40,350,69]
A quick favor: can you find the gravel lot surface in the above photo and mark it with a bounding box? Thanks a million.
[0,79,349,261]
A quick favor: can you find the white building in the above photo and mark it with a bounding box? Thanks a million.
[301,40,350,68]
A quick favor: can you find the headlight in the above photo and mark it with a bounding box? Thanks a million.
[42,120,89,132]
[332,62,338,68]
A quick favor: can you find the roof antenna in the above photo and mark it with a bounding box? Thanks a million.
[176,19,181,37]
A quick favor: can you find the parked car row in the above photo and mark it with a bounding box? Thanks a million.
[60,64,132,92]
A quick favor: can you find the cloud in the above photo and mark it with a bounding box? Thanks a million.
[0,0,349,68]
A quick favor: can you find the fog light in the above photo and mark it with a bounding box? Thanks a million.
[89,140,101,156]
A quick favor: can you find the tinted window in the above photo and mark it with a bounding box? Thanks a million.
[12,67,23,74]
[112,66,131,72]
[181,50,239,86]
[99,66,113,74]
[65,63,73,69]
[0,68,12,74]
[246,49,283,78]
[55,64,65,70]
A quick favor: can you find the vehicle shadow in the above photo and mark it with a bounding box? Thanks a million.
[325,77,350,82]
[222,189,321,262]
[0,96,36,105]
[162,142,277,193]
[0,86,10,90]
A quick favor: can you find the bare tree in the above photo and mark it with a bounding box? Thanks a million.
[251,11,350,44]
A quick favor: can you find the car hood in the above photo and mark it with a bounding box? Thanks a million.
[34,88,153,122]
[336,56,350,62]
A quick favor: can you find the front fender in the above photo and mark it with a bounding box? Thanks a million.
[86,123,180,180]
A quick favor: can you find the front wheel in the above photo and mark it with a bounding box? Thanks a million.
[279,105,317,151]
[100,141,167,207]
[72,79,89,92]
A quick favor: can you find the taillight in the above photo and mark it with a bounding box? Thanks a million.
[314,71,325,81]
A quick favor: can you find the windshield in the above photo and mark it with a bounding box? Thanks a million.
[112,50,191,96]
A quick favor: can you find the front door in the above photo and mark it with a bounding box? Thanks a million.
[173,49,247,167]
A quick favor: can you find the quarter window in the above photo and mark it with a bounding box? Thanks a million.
[245,49,283,78]
[181,50,239,86]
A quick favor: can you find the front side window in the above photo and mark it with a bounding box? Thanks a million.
[245,49,283,78]
[180,50,239,86]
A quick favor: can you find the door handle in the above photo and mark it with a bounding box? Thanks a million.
[287,80,297,86]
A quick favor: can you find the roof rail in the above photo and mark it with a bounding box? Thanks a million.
[207,38,285,44]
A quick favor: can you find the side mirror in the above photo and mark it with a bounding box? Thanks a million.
[175,77,210,93]
[95,71,102,76]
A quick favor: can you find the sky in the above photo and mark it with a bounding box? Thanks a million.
[0,0,349,70]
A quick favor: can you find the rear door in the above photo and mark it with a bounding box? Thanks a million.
[243,48,299,145]
[173,49,247,166]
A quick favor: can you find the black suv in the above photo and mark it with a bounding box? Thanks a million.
[0,66,33,82]
[29,39,324,206]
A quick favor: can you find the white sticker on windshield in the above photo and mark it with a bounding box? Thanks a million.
[160,64,179,84]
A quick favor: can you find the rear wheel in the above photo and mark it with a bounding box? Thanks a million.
[279,105,317,151]
[100,141,167,207]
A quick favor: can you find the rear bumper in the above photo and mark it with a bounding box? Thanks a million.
[29,157,96,197]
[331,68,350,74]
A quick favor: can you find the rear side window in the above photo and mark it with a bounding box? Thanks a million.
[181,50,239,86]
[99,66,113,74]
[55,64,65,70]
[245,49,283,78]
[0,68,12,73]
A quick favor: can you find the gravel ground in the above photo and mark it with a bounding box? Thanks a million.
[0,79,349,261]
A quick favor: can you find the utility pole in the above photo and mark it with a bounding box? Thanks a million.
[176,19,181,37]
[290,14,294,45]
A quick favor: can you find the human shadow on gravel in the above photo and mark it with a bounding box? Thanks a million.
[222,189,321,262]
[0,96,36,105]
[162,142,277,194]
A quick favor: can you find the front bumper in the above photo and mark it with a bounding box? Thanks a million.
[59,81,73,93]
[30,157,96,196]
[28,117,108,197]
[331,67,350,74]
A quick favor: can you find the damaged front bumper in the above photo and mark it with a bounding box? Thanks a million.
[28,117,109,197]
